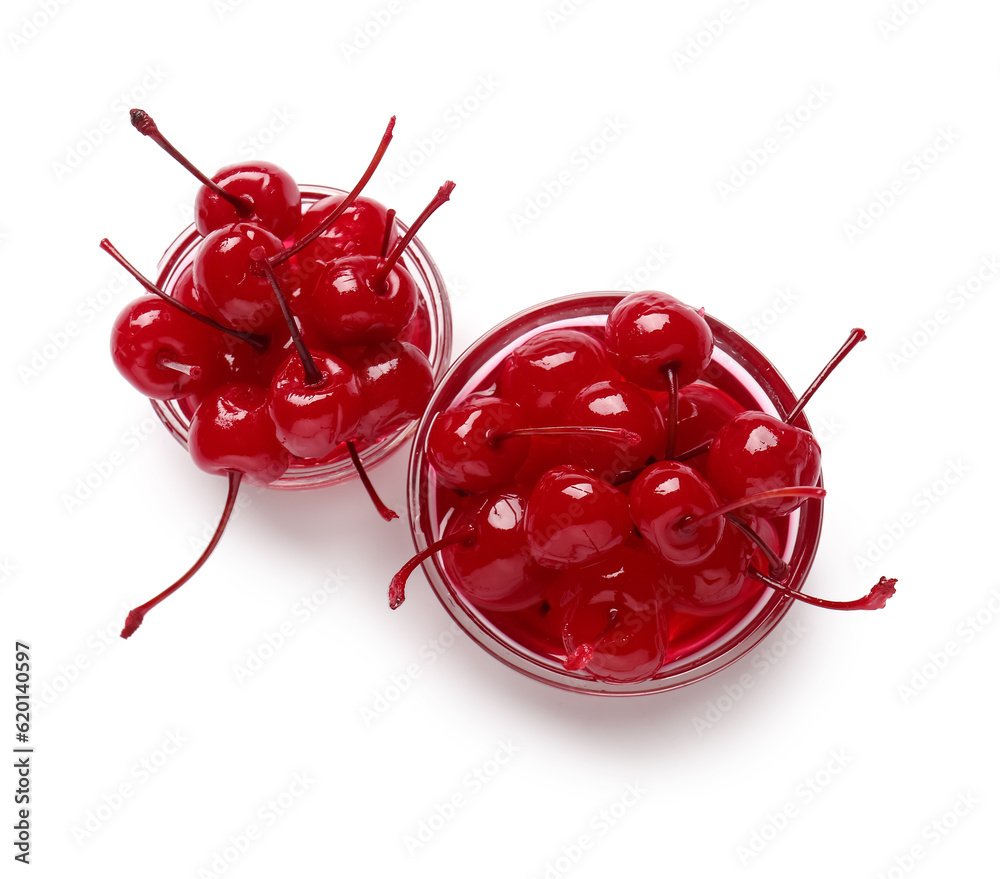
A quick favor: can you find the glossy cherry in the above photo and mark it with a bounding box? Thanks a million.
[564,379,665,478]
[427,396,531,493]
[305,181,454,345]
[707,328,865,517]
[499,329,614,426]
[352,340,435,444]
[604,291,713,390]
[556,543,667,683]
[129,109,300,240]
[441,485,552,611]
[267,351,363,459]
[188,383,290,484]
[110,296,231,399]
[193,222,287,333]
[195,161,301,239]
[290,195,397,295]
[629,461,725,566]
[524,466,632,570]
[664,515,760,615]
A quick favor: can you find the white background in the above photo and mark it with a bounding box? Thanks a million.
[2,0,998,876]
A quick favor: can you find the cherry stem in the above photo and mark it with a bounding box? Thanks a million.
[675,438,711,462]
[785,328,866,425]
[486,425,641,450]
[372,181,456,290]
[388,525,477,609]
[129,109,251,217]
[252,247,321,386]
[121,470,243,639]
[157,356,202,379]
[271,117,396,267]
[660,363,680,459]
[681,486,826,533]
[750,569,897,611]
[379,209,396,260]
[346,441,398,523]
[100,239,269,353]
[725,514,788,581]
[564,608,620,671]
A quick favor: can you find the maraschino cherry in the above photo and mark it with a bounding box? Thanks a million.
[129,109,301,238]
[708,328,866,516]
[605,290,714,457]
[556,542,667,683]
[524,466,633,570]
[305,181,455,345]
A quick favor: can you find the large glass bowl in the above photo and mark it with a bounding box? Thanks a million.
[406,292,823,695]
[150,185,452,490]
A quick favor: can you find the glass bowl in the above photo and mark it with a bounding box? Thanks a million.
[406,292,823,695]
[150,185,452,490]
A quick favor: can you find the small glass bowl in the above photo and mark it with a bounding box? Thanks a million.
[150,185,452,491]
[406,292,823,696]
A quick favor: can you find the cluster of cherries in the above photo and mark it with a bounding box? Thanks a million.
[108,110,453,638]
[389,291,896,684]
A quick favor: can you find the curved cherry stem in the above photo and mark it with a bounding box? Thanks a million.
[130,109,252,217]
[564,608,620,671]
[785,328,866,425]
[486,425,641,450]
[681,485,826,533]
[100,239,270,353]
[660,363,680,460]
[121,470,243,639]
[346,441,398,523]
[271,117,396,266]
[749,568,897,611]
[388,525,477,609]
[252,247,322,386]
[379,208,397,260]
[372,181,456,291]
[725,513,788,581]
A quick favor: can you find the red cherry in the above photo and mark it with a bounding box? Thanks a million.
[499,329,613,426]
[629,461,725,566]
[563,379,665,478]
[266,351,363,459]
[669,382,745,462]
[604,291,713,390]
[303,181,454,345]
[352,340,435,443]
[707,328,867,517]
[427,396,530,493]
[441,486,552,611]
[665,516,759,615]
[307,254,419,345]
[524,466,632,570]
[195,161,301,239]
[110,296,230,399]
[128,109,300,240]
[707,412,822,517]
[193,222,286,333]
[290,195,397,294]
[188,383,290,485]
[557,543,667,683]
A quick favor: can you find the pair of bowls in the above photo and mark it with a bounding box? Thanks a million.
[152,186,822,696]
